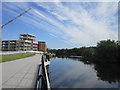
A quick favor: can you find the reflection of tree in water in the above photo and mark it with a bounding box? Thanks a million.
[55,56,120,83]
[78,57,120,84]
[94,62,120,83]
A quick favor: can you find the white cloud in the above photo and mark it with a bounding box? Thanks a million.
[50,11,68,20]
[37,2,118,45]
[2,2,118,47]
[32,8,46,18]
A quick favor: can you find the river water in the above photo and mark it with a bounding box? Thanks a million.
[48,57,119,88]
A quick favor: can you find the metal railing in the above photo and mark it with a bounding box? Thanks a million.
[36,55,50,90]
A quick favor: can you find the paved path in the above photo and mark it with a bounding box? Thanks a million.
[2,54,42,88]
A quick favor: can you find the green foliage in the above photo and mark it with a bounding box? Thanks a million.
[49,47,88,57]
[49,39,119,63]
[94,40,118,63]
[82,47,95,60]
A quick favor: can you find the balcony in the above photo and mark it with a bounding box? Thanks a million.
[33,42,38,44]
[20,37,35,40]
[24,40,32,43]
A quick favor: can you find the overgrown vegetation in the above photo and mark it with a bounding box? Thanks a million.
[0,53,35,63]
[48,39,119,63]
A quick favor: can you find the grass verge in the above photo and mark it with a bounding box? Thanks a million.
[0,53,35,63]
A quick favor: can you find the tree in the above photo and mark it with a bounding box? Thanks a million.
[82,47,95,61]
[94,40,118,63]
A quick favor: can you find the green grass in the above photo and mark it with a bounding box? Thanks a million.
[0,53,35,63]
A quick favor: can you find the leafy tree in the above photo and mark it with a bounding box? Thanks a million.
[94,40,118,63]
[82,47,95,61]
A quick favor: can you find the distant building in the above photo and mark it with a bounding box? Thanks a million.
[38,41,47,52]
[2,34,38,51]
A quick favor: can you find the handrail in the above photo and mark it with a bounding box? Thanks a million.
[36,55,50,90]
[42,56,50,89]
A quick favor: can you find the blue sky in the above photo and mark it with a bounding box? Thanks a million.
[2,1,118,49]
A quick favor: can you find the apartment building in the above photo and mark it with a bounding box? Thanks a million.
[38,41,47,52]
[19,34,38,51]
[2,34,38,51]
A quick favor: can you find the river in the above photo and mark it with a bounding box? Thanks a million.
[48,57,119,88]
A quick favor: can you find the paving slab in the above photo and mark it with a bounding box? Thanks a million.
[2,54,42,88]
[18,78,33,88]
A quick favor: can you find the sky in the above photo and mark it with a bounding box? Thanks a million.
[1,1,118,49]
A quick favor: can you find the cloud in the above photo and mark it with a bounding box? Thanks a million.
[50,11,68,20]
[36,2,118,45]
[2,2,118,47]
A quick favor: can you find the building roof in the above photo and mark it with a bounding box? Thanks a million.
[20,34,36,37]
[38,41,46,43]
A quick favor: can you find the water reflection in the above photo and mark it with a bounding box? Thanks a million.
[94,63,120,83]
[49,57,119,88]
[78,58,120,84]
[68,57,120,84]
